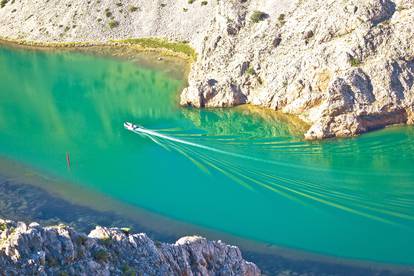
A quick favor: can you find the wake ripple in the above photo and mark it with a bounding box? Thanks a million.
[126,125,414,226]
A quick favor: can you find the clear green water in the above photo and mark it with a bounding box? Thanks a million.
[1,46,414,265]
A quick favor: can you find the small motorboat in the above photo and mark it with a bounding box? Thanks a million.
[124,122,143,131]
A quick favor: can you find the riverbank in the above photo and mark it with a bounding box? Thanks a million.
[0,37,195,61]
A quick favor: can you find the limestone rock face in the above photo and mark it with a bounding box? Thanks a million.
[181,0,414,139]
[0,0,413,138]
[0,219,260,275]
[0,0,217,53]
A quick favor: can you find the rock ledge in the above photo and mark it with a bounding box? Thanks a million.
[0,219,260,275]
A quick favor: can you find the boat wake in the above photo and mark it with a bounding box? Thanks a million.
[124,122,414,226]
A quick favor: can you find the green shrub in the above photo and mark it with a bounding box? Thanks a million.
[109,20,119,29]
[105,8,112,17]
[121,264,136,276]
[0,223,6,231]
[1,0,9,8]
[93,249,109,263]
[129,5,139,12]
[201,1,208,5]
[100,237,113,246]
[251,11,266,23]
[246,65,255,75]
[350,57,361,67]
[188,0,195,3]
[75,235,88,246]
[0,0,7,8]
[278,13,286,25]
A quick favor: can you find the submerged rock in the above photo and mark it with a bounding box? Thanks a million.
[0,219,260,275]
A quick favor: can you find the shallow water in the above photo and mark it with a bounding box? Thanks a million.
[1,45,414,266]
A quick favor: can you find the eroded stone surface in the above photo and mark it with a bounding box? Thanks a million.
[0,219,260,275]
[181,0,414,139]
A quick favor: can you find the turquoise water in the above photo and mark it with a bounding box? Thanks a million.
[1,45,414,265]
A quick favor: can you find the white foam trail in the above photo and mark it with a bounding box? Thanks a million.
[126,125,298,168]
[126,124,414,225]
[125,124,414,176]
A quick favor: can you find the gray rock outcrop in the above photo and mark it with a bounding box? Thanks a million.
[0,0,413,139]
[0,219,260,275]
[180,0,414,139]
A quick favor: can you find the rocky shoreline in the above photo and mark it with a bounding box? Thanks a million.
[0,218,260,275]
[1,0,413,139]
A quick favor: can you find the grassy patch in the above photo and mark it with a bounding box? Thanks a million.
[116,38,197,60]
[121,227,132,235]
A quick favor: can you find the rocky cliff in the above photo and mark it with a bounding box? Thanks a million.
[0,219,260,275]
[0,0,413,138]
[180,0,414,139]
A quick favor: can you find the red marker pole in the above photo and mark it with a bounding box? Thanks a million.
[66,152,71,170]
